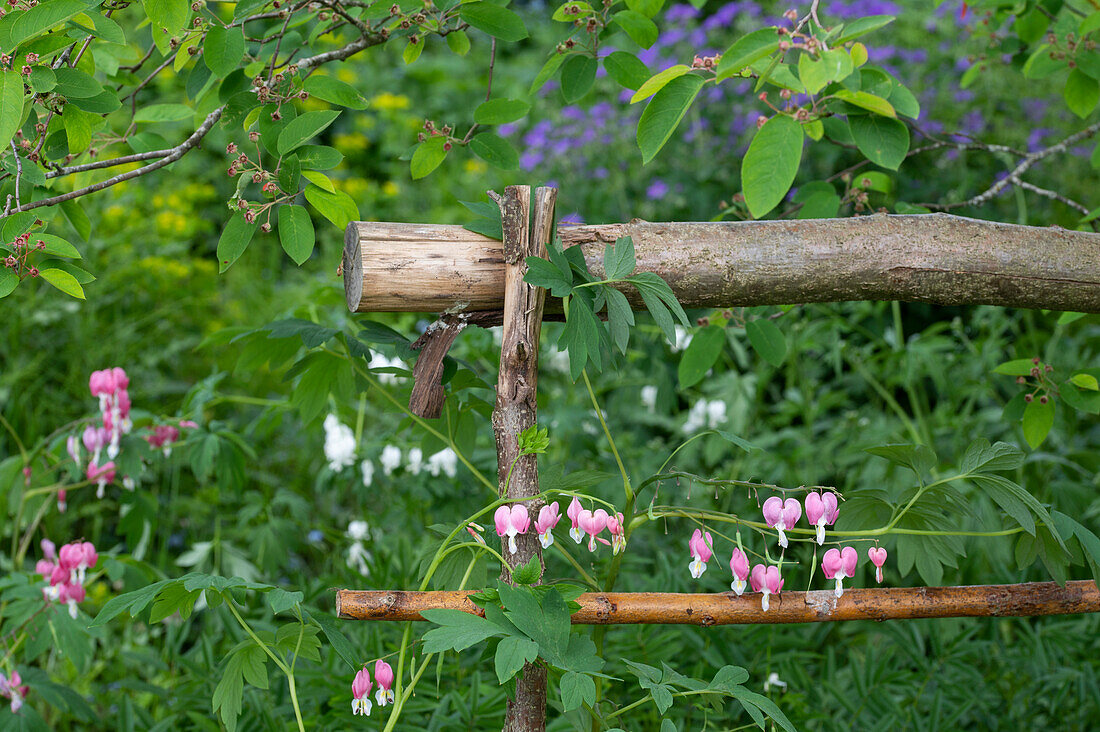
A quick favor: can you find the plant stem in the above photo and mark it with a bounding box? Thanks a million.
[225,599,305,732]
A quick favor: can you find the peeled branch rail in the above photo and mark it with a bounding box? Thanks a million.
[342,214,1100,314]
[336,581,1100,626]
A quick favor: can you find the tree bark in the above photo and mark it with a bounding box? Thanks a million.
[335,581,1100,625]
[490,185,557,732]
[343,214,1100,314]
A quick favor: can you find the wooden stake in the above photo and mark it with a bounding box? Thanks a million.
[490,185,557,732]
[342,215,1100,314]
[336,581,1100,625]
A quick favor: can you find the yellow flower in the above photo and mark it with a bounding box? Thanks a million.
[463,159,487,174]
[382,181,399,196]
[370,92,410,110]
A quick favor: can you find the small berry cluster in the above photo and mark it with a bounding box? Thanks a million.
[225,137,281,231]
[3,227,48,280]
[1018,356,1054,405]
[417,119,455,152]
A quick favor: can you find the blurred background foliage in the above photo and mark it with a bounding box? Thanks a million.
[2,0,1100,729]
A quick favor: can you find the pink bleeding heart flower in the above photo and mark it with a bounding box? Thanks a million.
[112,367,130,392]
[804,491,839,545]
[86,460,116,499]
[688,529,713,579]
[89,369,111,397]
[35,559,55,579]
[56,488,67,513]
[762,497,802,549]
[66,435,81,469]
[729,548,750,596]
[534,503,561,549]
[749,564,783,611]
[822,546,859,598]
[0,670,28,714]
[578,508,609,552]
[41,539,56,563]
[606,512,626,555]
[373,660,394,707]
[494,504,530,554]
[351,667,372,716]
[567,497,584,544]
[58,582,85,618]
[147,425,181,455]
[868,546,887,583]
[82,425,107,456]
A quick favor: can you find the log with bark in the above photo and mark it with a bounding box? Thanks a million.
[336,581,1100,625]
[343,214,1100,314]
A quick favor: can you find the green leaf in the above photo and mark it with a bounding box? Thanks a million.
[604,51,650,90]
[0,269,17,298]
[267,587,303,615]
[972,474,1037,535]
[474,98,531,125]
[10,0,90,47]
[1022,397,1055,448]
[561,55,597,103]
[403,39,423,65]
[134,103,194,122]
[302,74,368,109]
[833,15,894,43]
[524,256,573,296]
[959,439,1025,474]
[495,636,539,684]
[204,24,245,78]
[741,115,803,218]
[745,318,786,366]
[835,88,896,117]
[0,71,23,153]
[613,9,658,49]
[276,110,341,156]
[626,0,663,17]
[278,205,315,265]
[888,83,921,119]
[630,64,690,103]
[29,234,79,258]
[459,2,528,41]
[865,443,936,477]
[560,671,596,712]
[732,688,798,732]
[310,611,359,670]
[1065,68,1100,118]
[1070,372,1099,391]
[605,287,634,354]
[636,73,705,164]
[993,359,1036,376]
[27,66,56,93]
[798,49,852,95]
[716,28,779,82]
[297,145,343,170]
[678,325,725,388]
[511,554,542,585]
[304,185,358,230]
[420,609,506,653]
[212,646,246,732]
[410,136,447,179]
[301,169,333,193]
[529,53,567,96]
[709,665,750,692]
[216,212,259,273]
[144,0,190,35]
[39,267,85,299]
[602,235,636,280]
[469,132,519,170]
[848,113,909,170]
[446,29,470,55]
[52,67,102,98]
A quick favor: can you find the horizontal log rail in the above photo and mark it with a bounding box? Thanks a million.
[336,581,1100,626]
[343,214,1100,314]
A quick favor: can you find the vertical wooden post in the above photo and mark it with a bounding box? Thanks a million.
[491,185,556,732]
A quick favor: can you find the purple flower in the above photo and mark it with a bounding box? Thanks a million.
[646,179,669,199]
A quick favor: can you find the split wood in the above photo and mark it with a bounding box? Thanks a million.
[343,214,1100,315]
[336,581,1100,626]
[490,185,557,732]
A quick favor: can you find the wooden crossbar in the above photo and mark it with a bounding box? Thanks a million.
[336,581,1100,626]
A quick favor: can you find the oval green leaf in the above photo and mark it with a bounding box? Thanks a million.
[746,318,787,367]
[277,110,341,156]
[637,73,704,164]
[848,114,909,170]
[474,98,531,125]
[716,28,779,81]
[741,115,804,218]
[561,55,597,103]
[459,2,528,42]
[204,24,245,78]
[40,267,85,299]
[469,132,519,170]
[278,204,315,266]
[302,74,368,109]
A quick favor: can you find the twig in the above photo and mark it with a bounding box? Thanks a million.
[9,140,22,214]
[1012,178,1091,216]
[0,107,225,219]
[924,121,1100,211]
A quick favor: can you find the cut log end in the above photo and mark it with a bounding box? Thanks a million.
[343,222,363,313]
